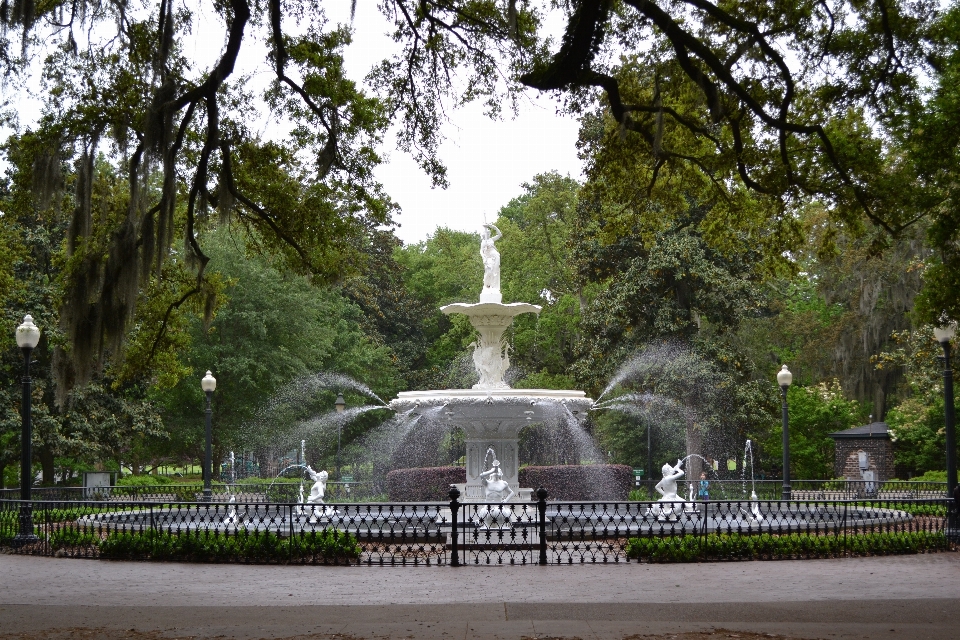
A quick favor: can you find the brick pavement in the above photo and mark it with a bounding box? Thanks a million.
[1,552,958,639]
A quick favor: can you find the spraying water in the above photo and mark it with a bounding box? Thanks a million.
[743,439,757,499]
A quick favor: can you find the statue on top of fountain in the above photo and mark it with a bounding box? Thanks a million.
[479,223,502,303]
[649,459,686,520]
[439,225,541,391]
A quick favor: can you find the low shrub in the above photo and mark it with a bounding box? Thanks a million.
[854,501,948,517]
[624,530,949,562]
[908,470,947,482]
[519,465,633,500]
[98,528,361,563]
[49,526,100,550]
[386,467,465,501]
[117,475,177,486]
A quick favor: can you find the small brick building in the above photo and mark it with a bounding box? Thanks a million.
[828,421,895,481]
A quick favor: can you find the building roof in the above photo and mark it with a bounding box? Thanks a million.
[828,422,890,440]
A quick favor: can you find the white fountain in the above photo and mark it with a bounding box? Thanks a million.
[390,224,594,502]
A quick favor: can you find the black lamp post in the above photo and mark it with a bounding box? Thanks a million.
[777,364,793,501]
[14,315,40,546]
[335,393,346,480]
[201,370,217,502]
[934,322,957,516]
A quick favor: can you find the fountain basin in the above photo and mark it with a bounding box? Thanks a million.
[390,390,594,502]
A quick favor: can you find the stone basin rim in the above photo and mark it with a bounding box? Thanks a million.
[393,389,590,402]
[439,301,542,316]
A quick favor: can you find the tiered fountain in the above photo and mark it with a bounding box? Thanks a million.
[389,224,593,502]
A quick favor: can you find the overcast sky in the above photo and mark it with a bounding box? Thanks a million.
[329,2,585,245]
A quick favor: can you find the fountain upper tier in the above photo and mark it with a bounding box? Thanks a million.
[390,389,594,434]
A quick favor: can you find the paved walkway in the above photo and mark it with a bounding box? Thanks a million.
[1,552,959,639]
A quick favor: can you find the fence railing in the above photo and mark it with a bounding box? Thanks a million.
[1,479,946,505]
[0,481,379,504]
[633,479,948,501]
[1,489,953,565]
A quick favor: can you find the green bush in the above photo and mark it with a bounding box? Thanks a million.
[910,470,947,482]
[624,530,948,562]
[117,475,177,486]
[98,527,361,563]
[50,527,100,550]
[853,501,948,517]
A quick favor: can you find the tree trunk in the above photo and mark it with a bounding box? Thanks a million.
[39,447,55,486]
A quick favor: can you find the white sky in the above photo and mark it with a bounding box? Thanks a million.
[327,2,584,245]
[2,1,583,245]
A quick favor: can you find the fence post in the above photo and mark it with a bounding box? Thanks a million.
[449,486,461,567]
[149,503,155,560]
[537,488,548,565]
[842,500,847,557]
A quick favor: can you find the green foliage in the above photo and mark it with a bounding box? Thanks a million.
[116,475,178,487]
[49,526,100,550]
[625,531,949,562]
[909,470,947,482]
[760,380,868,480]
[874,328,959,475]
[97,528,361,563]
[154,227,402,462]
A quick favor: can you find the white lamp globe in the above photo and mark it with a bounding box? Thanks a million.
[933,322,957,344]
[16,315,40,349]
[777,364,793,387]
[201,370,217,393]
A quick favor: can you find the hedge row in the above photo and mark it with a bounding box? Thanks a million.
[624,531,949,562]
[519,464,634,500]
[67,528,362,563]
[386,466,465,501]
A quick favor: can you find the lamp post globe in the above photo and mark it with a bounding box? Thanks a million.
[335,393,345,480]
[777,364,793,501]
[201,371,216,502]
[14,315,41,545]
[934,321,957,534]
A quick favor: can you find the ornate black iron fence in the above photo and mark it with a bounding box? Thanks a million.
[1,479,945,505]
[632,479,947,501]
[1,489,952,565]
[0,481,378,503]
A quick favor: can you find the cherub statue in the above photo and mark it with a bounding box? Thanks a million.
[475,458,514,528]
[304,466,328,505]
[649,459,685,520]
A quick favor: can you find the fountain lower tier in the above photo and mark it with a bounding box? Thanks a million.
[390,389,594,502]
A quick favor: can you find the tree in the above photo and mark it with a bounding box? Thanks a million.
[155,227,402,468]
[906,7,960,325]
[4,0,952,402]
[394,228,481,388]
[874,327,960,475]
[759,380,867,480]
[2,1,398,394]
[496,172,588,386]
[521,1,944,246]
